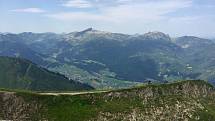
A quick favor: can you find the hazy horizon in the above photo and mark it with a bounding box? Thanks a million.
[0,0,215,38]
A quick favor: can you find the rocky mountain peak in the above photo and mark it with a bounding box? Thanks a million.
[143,31,171,41]
[80,28,111,34]
[80,28,93,33]
[176,36,214,47]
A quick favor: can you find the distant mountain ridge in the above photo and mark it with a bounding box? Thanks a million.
[1,29,215,88]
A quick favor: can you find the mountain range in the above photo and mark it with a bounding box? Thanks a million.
[1,28,215,89]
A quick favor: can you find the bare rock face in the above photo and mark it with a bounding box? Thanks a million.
[143,31,171,41]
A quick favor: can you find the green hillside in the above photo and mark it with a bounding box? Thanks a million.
[0,80,215,121]
[0,56,93,91]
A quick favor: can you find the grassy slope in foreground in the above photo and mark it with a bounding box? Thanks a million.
[0,56,93,91]
[1,80,215,121]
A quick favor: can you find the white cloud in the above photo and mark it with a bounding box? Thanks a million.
[11,8,46,13]
[48,0,192,23]
[62,0,93,8]
[47,12,107,21]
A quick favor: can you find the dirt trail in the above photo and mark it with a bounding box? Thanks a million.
[38,90,108,96]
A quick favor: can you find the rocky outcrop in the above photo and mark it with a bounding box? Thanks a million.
[89,80,215,121]
[0,80,214,121]
[101,80,214,99]
[0,92,43,121]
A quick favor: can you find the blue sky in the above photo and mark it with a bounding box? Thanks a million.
[0,0,215,37]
